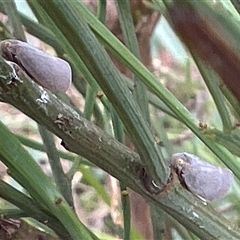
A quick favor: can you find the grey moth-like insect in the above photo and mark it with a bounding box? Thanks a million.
[0,39,72,93]
[171,152,233,201]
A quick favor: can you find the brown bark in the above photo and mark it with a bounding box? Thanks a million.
[168,2,240,105]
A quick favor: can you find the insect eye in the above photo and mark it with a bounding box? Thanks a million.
[176,158,184,167]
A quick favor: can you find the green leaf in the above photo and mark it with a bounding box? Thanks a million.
[0,120,97,240]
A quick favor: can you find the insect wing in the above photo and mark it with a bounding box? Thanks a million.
[182,158,233,201]
[171,152,234,201]
[1,40,71,93]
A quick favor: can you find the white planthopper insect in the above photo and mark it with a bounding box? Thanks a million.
[171,152,234,201]
[0,39,72,93]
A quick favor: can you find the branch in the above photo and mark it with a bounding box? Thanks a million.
[0,58,142,188]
